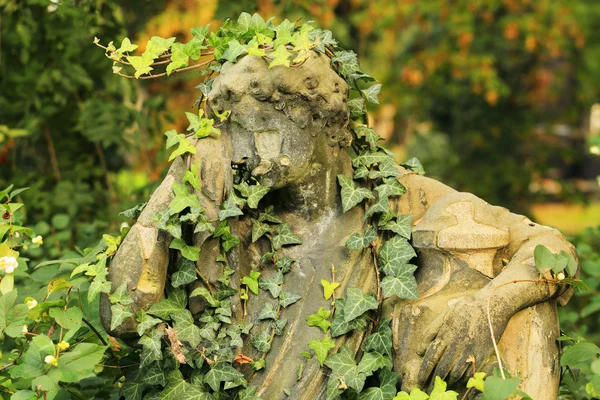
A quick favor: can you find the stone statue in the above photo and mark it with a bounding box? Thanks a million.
[100,51,577,399]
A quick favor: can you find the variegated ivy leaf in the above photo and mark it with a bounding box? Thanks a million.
[354,165,370,179]
[135,310,162,336]
[364,317,393,356]
[375,177,406,201]
[234,181,270,209]
[257,302,278,320]
[138,329,163,367]
[271,318,287,336]
[347,97,366,120]
[218,196,244,221]
[337,175,375,213]
[146,298,184,320]
[279,291,301,308]
[364,196,391,220]
[330,298,367,337]
[161,370,213,399]
[358,351,392,375]
[324,345,367,392]
[258,205,282,223]
[110,304,133,331]
[343,288,378,322]
[345,227,378,250]
[238,386,261,400]
[361,83,382,104]
[171,258,198,287]
[368,159,402,180]
[379,214,413,240]
[251,332,271,353]
[141,363,167,387]
[194,214,215,234]
[275,257,295,274]
[258,270,283,298]
[378,235,416,275]
[204,362,246,392]
[380,264,418,300]
[356,126,381,151]
[109,283,134,305]
[251,218,273,242]
[169,238,200,262]
[190,286,220,307]
[271,223,302,250]
[402,157,425,175]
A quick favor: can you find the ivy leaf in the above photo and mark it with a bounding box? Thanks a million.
[325,346,367,392]
[88,277,111,303]
[321,279,340,301]
[169,238,200,262]
[169,184,201,215]
[109,283,134,305]
[182,160,202,191]
[127,53,154,78]
[394,389,429,400]
[110,304,133,331]
[251,332,271,353]
[275,257,295,274]
[258,271,283,298]
[345,227,378,250]
[379,215,412,239]
[343,288,378,322]
[159,370,212,399]
[194,215,215,234]
[271,223,302,250]
[402,157,425,175]
[364,317,393,356]
[347,97,366,120]
[247,41,266,57]
[239,386,261,400]
[352,151,390,168]
[308,337,335,366]
[332,50,360,80]
[430,376,460,400]
[121,377,144,400]
[141,363,167,387]
[257,303,278,320]
[138,329,163,367]
[338,175,375,213]
[218,196,244,221]
[358,388,385,400]
[330,298,367,337]
[166,43,190,75]
[272,318,287,336]
[306,307,331,333]
[378,235,416,276]
[361,84,382,104]
[118,37,138,53]
[168,138,197,162]
[379,367,400,399]
[466,372,486,392]
[165,129,183,148]
[135,310,162,336]
[146,299,184,320]
[279,291,301,308]
[356,126,381,151]
[235,181,270,209]
[251,219,272,243]
[375,178,406,202]
[258,205,282,223]
[269,45,292,68]
[380,265,418,300]
[189,287,220,308]
[171,309,202,347]
[241,270,261,295]
[171,258,198,287]
[223,40,246,63]
[144,36,176,58]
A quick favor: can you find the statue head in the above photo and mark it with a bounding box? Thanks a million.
[207,51,352,189]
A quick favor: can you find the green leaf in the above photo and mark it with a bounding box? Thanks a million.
[159,370,212,399]
[279,291,301,308]
[169,238,200,261]
[168,138,197,161]
[357,351,391,374]
[269,45,292,68]
[561,341,600,365]
[182,160,202,191]
[172,258,198,287]
[534,245,556,272]
[258,271,283,298]
[121,375,145,400]
[171,309,202,347]
[135,310,162,336]
[362,84,382,104]
[218,196,244,221]
[338,175,375,213]
[352,151,391,168]
[251,219,271,244]
[378,235,416,276]
[308,337,335,366]
[561,250,578,277]
[379,215,412,239]
[48,307,82,331]
[235,181,270,209]
[358,388,385,400]
[204,362,245,392]
[271,223,302,250]
[330,298,367,337]
[241,270,261,295]
[147,298,184,320]
[118,37,138,53]
[343,288,378,322]
[47,278,72,296]
[380,265,418,300]
[258,303,278,320]
[189,286,220,307]
[393,388,429,400]
[0,290,29,337]
[252,332,271,353]
[345,227,377,250]
[110,304,134,331]
[364,317,393,356]
[375,178,406,200]
[109,283,134,305]
[482,376,520,400]
[88,277,111,303]
[272,317,287,336]
[402,158,425,175]
[127,53,154,78]
[223,40,246,63]
[379,367,400,399]
[144,36,176,59]
[306,307,331,333]
[56,343,107,382]
[325,346,367,392]
[166,43,190,75]
[321,279,340,301]
[466,372,486,392]
[142,363,167,387]
[275,257,295,274]
[259,205,282,223]
[169,184,201,214]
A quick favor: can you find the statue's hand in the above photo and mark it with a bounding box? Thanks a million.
[415,293,511,388]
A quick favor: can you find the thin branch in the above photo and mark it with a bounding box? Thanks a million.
[113,59,214,80]
[82,317,108,346]
[43,125,61,181]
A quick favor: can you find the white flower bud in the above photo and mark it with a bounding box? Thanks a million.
[32,235,43,245]
[22,325,28,334]
[44,355,58,366]
[0,256,18,273]
[27,299,38,309]
[557,272,565,280]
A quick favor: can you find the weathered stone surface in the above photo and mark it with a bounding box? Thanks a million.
[101,51,578,399]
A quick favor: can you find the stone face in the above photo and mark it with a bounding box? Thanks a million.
[101,51,578,399]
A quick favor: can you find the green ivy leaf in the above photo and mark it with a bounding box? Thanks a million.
[364,317,393,356]
[223,40,246,63]
[378,235,416,276]
[272,317,287,336]
[330,298,367,337]
[466,372,486,392]
[159,370,212,399]
[375,178,406,201]
[482,376,520,400]
[171,309,202,347]
[380,265,418,300]
[251,332,271,353]
[146,298,184,320]
[325,346,367,392]
[219,196,244,221]
[345,227,377,250]
[269,45,292,68]
[347,98,366,120]
[251,219,273,243]
[257,303,278,320]
[271,223,302,250]
[169,238,200,261]
[379,215,412,239]
[258,271,283,298]
[182,160,202,191]
[321,279,340,301]
[357,351,392,375]
[352,151,390,168]
[110,304,133,331]
[168,138,197,162]
[88,276,111,303]
[338,175,375,213]
[234,181,271,209]
[241,270,261,295]
[356,126,381,151]
[308,337,335,366]
[135,310,162,336]
[362,84,382,104]
[189,286,220,307]
[306,307,331,333]
[279,291,301,308]
[258,205,282,223]
[144,36,176,59]
[127,53,154,78]
[109,283,134,305]
[402,157,425,175]
[171,259,198,287]
[343,288,378,322]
